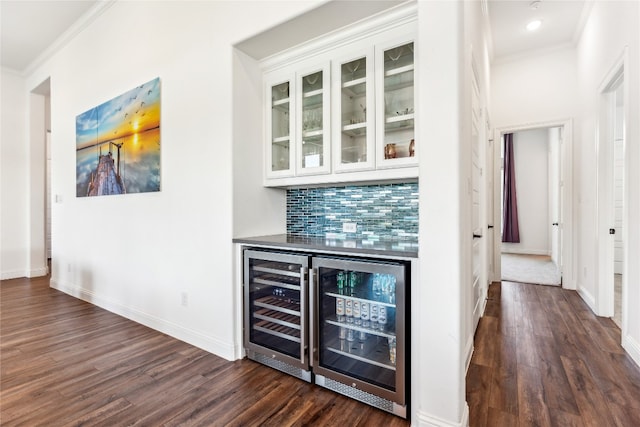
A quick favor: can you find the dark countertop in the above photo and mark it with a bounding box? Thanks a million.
[233,234,418,259]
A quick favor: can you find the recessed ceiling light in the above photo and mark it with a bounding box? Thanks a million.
[526,20,542,31]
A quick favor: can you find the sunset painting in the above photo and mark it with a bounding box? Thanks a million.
[76,77,160,197]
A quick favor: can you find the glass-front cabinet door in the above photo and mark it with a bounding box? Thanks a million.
[376,39,416,169]
[312,257,407,413]
[296,63,331,175]
[332,49,375,173]
[244,250,310,374]
[265,74,296,178]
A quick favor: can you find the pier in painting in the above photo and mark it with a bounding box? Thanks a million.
[86,143,125,196]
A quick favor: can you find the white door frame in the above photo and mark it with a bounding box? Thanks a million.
[492,119,574,289]
[595,49,628,327]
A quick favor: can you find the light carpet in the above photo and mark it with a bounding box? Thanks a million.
[501,253,561,286]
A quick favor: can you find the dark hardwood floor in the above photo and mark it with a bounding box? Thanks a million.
[467,281,640,427]
[0,275,409,426]
[3,276,639,426]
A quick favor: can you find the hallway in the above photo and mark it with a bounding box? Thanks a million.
[466,281,640,426]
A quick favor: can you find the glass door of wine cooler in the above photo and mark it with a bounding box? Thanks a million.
[244,249,310,380]
[312,257,407,416]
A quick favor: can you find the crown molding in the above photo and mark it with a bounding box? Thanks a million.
[491,42,575,67]
[22,0,117,77]
[1,66,24,77]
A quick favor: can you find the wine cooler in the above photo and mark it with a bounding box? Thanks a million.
[243,248,409,418]
[243,250,311,382]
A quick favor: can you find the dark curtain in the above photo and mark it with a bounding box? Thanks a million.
[502,133,520,243]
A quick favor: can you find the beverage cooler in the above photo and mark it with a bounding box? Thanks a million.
[243,250,311,382]
[243,248,409,418]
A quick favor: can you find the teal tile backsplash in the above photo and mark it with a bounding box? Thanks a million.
[287,183,418,242]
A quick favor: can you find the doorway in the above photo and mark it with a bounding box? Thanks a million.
[500,127,561,285]
[492,120,574,290]
[30,78,51,276]
[596,54,627,329]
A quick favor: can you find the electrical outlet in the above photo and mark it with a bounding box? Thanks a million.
[343,222,357,233]
[181,292,188,307]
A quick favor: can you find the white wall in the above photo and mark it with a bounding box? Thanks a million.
[491,47,579,126]
[491,46,579,288]
[575,0,640,365]
[19,0,321,362]
[416,1,491,425]
[232,49,286,239]
[502,128,549,255]
[1,70,29,279]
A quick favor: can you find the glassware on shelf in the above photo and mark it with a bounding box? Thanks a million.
[382,41,415,161]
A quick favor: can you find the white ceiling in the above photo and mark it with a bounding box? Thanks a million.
[488,0,589,60]
[0,0,98,72]
[0,0,588,73]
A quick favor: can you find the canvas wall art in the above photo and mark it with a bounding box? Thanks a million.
[76,77,161,197]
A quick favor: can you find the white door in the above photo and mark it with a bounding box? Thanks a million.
[471,65,483,329]
[613,87,624,275]
[486,137,495,283]
[46,131,52,260]
[549,127,561,269]
[596,66,624,317]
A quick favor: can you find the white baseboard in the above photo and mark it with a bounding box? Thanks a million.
[622,333,640,369]
[577,285,596,313]
[28,266,49,278]
[50,278,237,361]
[501,249,550,256]
[1,269,26,280]
[1,266,49,280]
[465,335,474,373]
[415,404,469,427]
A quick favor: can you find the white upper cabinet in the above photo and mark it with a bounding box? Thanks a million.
[376,38,416,169]
[297,63,331,176]
[332,48,375,173]
[265,73,295,179]
[262,5,417,187]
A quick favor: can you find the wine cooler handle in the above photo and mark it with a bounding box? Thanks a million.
[309,267,316,368]
[300,266,308,366]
